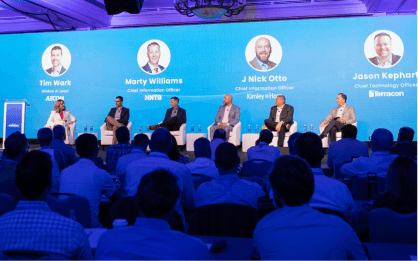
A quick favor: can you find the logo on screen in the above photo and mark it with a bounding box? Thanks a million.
[7,124,20,128]
[369,90,375,97]
[369,90,404,97]
[145,95,162,101]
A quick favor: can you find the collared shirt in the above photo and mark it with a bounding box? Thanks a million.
[221,105,232,124]
[116,149,147,177]
[51,139,77,165]
[148,62,160,74]
[327,138,369,169]
[255,56,270,71]
[95,217,208,260]
[106,142,133,164]
[186,157,219,178]
[253,204,367,260]
[247,142,281,163]
[336,104,346,118]
[114,107,122,121]
[0,160,22,201]
[340,151,398,177]
[195,174,265,209]
[50,65,63,76]
[275,105,284,122]
[171,107,178,118]
[59,159,116,228]
[0,201,92,260]
[376,55,392,68]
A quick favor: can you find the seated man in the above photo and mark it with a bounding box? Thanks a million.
[390,127,417,158]
[59,134,120,228]
[247,129,281,162]
[116,133,149,177]
[253,155,367,260]
[0,132,28,202]
[0,151,92,260]
[105,96,130,145]
[210,128,226,161]
[262,95,294,147]
[106,126,133,165]
[149,97,186,131]
[341,128,398,177]
[287,132,301,155]
[327,124,369,170]
[186,137,219,178]
[319,93,356,143]
[95,170,208,260]
[295,132,357,228]
[209,94,240,141]
[195,142,265,209]
[51,125,76,166]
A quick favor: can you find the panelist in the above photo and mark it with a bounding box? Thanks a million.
[249,37,277,71]
[209,94,240,141]
[368,32,401,68]
[105,96,130,145]
[142,42,165,74]
[45,99,76,145]
[149,97,186,131]
[45,46,67,76]
[262,95,294,147]
[319,93,356,144]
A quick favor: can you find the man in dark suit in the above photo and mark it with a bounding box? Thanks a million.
[141,42,165,74]
[390,127,417,158]
[46,46,67,76]
[149,97,186,131]
[105,96,130,145]
[262,95,294,147]
[368,32,401,68]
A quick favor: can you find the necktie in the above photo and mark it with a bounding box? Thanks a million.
[154,68,159,73]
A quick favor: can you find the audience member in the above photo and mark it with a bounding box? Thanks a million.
[247,129,281,162]
[51,125,76,166]
[210,128,226,160]
[186,137,219,178]
[0,132,27,202]
[0,151,92,259]
[105,126,133,164]
[295,132,357,227]
[287,132,301,155]
[59,134,120,228]
[168,135,188,164]
[372,156,417,214]
[341,128,398,177]
[195,142,264,209]
[327,124,369,169]
[116,133,149,177]
[389,127,417,158]
[95,170,208,260]
[253,155,367,260]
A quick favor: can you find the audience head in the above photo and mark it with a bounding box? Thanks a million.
[134,169,180,220]
[213,128,227,141]
[150,128,172,154]
[115,126,130,143]
[341,124,357,139]
[53,125,66,141]
[4,131,28,162]
[371,128,393,152]
[287,132,301,155]
[76,133,98,159]
[269,155,314,207]
[386,156,417,202]
[167,135,181,161]
[215,142,239,174]
[16,151,52,200]
[259,129,273,144]
[397,127,414,142]
[132,134,149,152]
[194,137,211,159]
[37,128,53,147]
[294,132,324,168]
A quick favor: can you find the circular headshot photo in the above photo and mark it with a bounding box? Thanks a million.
[245,35,282,72]
[364,30,404,68]
[138,40,171,75]
[42,44,71,77]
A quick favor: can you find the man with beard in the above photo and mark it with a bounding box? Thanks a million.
[249,37,277,71]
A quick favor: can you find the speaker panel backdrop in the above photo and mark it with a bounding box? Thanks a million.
[0,15,416,141]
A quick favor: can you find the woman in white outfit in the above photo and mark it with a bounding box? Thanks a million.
[45,99,76,145]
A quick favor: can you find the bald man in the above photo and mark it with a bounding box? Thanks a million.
[249,37,277,71]
[209,94,240,141]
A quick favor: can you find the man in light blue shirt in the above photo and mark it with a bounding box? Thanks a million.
[187,137,219,178]
[249,37,277,71]
[247,129,281,162]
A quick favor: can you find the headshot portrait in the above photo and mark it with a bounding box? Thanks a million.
[137,40,171,75]
[245,35,282,72]
[42,44,71,77]
[364,30,404,68]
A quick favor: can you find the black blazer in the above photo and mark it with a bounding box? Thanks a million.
[163,107,186,124]
[389,142,417,159]
[105,107,130,125]
[268,104,294,125]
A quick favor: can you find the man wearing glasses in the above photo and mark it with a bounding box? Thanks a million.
[105,96,130,145]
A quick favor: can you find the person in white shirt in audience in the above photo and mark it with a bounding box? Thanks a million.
[59,134,120,228]
[247,129,281,162]
[341,128,398,177]
[210,128,226,160]
[95,169,208,260]
[186,137,219,178]
[295,132,358,228]
[195,142,265,209]
[253,155,367,260]
[287,132,301,155]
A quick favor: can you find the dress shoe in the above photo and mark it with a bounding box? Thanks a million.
[149,125,159,130]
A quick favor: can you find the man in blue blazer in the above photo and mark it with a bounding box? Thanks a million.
[209,94,240,141]
[141,42,165,74]
[105,96,130,144]
[149,97,186,131]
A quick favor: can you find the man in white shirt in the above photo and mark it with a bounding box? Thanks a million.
[45,46,67,76]
[209,94,240,141]
[368,32,401,68]
[247,129,281,162]
[142,42,165,74]
[186,137,219,178]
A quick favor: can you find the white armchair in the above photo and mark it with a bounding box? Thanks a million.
[170,123,187,146]
[320,122,357,148]
[271,121,298,148]
[100,122,132,146]
[207,122,241,146]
